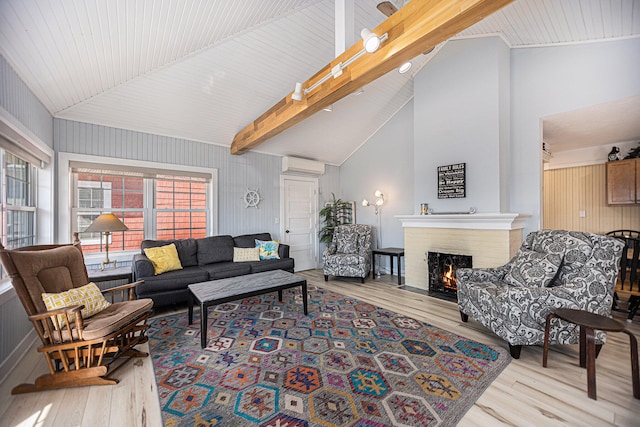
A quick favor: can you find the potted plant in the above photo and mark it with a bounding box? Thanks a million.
[319,193,353,243]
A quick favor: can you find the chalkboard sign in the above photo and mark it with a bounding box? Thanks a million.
[437,163,466,199]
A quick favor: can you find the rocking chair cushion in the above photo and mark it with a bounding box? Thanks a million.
[77,298,153,341]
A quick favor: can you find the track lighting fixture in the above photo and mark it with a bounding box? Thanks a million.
[361,28,381,53]
[290,29,387,100]
[292,82,303,102]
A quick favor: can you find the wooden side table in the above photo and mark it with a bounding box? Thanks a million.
[543,308,640,400]
[371,247,404,286]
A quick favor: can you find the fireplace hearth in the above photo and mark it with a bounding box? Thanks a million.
[427,251,473,301]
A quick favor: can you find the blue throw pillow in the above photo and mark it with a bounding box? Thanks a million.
[255,239,280,260]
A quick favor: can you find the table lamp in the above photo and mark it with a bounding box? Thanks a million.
[84,213,128,270]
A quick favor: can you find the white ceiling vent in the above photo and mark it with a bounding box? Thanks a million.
[282,156,325,175]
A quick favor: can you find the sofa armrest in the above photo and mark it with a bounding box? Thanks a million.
[457,265,509,283]
[133,253,155,279]
[278,243,290,259]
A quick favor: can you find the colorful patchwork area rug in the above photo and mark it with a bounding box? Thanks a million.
[148,285,511,427]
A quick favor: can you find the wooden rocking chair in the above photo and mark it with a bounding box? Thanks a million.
[0,234,153,394]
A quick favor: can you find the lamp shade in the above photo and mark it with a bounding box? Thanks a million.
[84,213,129,233]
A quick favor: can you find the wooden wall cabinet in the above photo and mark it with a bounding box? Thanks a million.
[606,158,639,205]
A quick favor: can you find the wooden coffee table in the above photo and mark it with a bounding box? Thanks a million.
[543,307,640,400]
[188,270,308,348]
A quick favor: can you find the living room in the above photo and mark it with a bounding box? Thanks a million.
[1,0,640,425]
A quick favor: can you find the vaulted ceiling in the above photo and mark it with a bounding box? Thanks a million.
[1,0,639,165]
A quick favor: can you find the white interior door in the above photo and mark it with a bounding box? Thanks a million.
[280,176,318,271]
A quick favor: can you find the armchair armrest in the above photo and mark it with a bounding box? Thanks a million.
[102,280,145,302]
[457,265,509,283]
[30,304,86,342]
[323,244,337,259]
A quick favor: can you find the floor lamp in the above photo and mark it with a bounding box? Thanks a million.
[362,190,385,275]
[84,213,129,270]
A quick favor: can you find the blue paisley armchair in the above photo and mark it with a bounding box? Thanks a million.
[323,224,372,283]
[457,230,624,359]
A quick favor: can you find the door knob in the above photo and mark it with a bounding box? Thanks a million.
[285,230,290,233]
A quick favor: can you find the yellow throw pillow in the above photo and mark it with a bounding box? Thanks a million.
[144,243,183,275]
[233,247,260,262]
[42,282,111,329]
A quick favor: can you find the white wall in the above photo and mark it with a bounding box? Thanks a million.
[340,100,414,272]
[413,37,511,214]
[510,37,640,233]
[338,35,640,264]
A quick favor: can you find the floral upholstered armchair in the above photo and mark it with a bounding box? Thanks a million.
[323,224,372,283]
[457,230,624,359]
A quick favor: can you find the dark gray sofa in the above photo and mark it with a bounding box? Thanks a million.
[132,232,294,307]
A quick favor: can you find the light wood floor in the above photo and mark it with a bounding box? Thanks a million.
[1,270,640,427]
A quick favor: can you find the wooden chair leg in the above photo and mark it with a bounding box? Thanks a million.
[324,275,329,282]
[622,329,640,399]
[585,327,597,400]
[629,296,640,321]
[460,311,468,322]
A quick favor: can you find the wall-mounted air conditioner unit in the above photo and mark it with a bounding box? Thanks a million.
[282,156,325,175]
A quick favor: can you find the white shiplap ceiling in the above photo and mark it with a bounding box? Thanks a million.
[1,0,639,165]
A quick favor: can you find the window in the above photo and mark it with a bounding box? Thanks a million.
[3,152,37,249]
[71,164,211,254]
[155,178,207,240]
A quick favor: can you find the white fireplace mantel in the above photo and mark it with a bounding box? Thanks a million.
[395,213,530,230]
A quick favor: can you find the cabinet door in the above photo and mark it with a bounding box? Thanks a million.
[637,159,640,203]
[606,159,636,205]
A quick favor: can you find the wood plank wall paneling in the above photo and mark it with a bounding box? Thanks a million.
[0,55,53,147]
[0,54,53,380]
[0,292,34,382]
[543,164,640,233]
[404,228,522,290]
[54,119,341,239]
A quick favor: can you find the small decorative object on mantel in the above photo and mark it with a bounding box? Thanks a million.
[608,146,621,161]
[427,207,477,215]
[438,163,466,199]
[420,203,429,215]
[243,188,261,208]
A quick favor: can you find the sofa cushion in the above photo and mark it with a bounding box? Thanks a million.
[504,249,562,288]
[143,243,183,275]
[141,238,198,267]
[247,258,295,273]
[135,266,209,296]
[197,235,234,265]
[200,262,252,280]
[234,233,272,248]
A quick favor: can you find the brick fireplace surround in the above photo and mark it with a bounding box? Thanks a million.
[396,213,529,291]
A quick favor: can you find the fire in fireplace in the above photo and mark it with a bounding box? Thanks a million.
[427,251,473,300]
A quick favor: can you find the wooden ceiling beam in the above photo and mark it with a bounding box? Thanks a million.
[230,0,513,155]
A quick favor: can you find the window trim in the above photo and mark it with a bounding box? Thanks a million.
[58,153,218,263]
